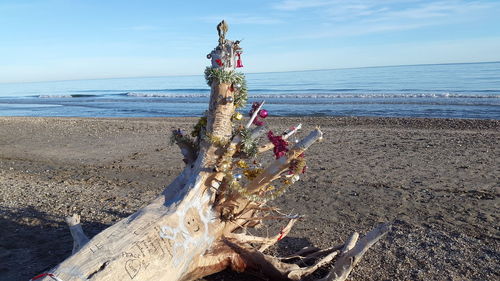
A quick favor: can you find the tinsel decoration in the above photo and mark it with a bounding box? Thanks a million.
[243,168,263,180]
[236,128,259,158]
[267,130,289,159]
[204,67,248,108]
[236,159,248,168]
[289,154,307,175]
[205,133,230,147]
[224,172,246,195]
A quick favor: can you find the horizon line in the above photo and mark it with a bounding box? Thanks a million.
[2,60,499,85]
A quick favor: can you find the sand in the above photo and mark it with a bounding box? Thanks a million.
[0,116,498,281]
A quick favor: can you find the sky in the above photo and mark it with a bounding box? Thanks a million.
[1,0,499,83]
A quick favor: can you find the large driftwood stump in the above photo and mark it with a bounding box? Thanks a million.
[37,21,389,281]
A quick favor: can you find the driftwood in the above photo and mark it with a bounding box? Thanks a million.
[37,21,390,281]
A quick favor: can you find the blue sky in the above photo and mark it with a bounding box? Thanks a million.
[1,0,499,83]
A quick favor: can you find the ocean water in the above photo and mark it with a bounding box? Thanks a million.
[0,62,499,119]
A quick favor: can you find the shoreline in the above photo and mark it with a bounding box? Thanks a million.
[1,115,499,128]
[0,116,498,280]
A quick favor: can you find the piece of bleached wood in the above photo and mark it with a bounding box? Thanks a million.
[287,250,339,280]
[341,232,359,254]
[321,223,391,281]
[280,244,344,264]
[228,218,298,252]
[65,214,89,254]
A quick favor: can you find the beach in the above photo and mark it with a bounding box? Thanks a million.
[0,116,498,281]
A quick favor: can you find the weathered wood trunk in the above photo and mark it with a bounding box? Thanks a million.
[37,21,389,281]
[41,80,238,280]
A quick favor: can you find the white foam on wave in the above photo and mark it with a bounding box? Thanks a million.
[125,91,499,99]
[0,103,62,108]
[248,92,500,99]
[38,94,73,98]
[126,92,208,98]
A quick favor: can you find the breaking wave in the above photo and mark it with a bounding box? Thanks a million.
[125,92,209,98]
[38,94,99,98]
[122,92,499,99]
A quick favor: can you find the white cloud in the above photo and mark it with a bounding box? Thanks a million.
[273,0,334,11]
[273,0,497,22]
[269,0,498,40]
[364,1,495,22]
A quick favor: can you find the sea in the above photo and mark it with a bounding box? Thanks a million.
[0,62,499,119]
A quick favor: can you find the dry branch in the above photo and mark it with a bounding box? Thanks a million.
[245,128,323,194]
[65,214,89,255]
[258,123,302,153]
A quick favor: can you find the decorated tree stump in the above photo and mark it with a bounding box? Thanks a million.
[35,21,390,281]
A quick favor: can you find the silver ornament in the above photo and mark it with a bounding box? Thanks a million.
[225,96,234,103]
[234,83,242,89]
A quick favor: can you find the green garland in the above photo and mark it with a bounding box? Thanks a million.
[205,67,248,108]
[205,133,230,147]
[236,128,259,158]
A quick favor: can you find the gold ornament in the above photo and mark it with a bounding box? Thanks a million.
[233,112,243,120]
[219,161,230,171]
[236,159,248,168]
[244,168,263,180]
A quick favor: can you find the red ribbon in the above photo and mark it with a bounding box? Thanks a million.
[277,230,285,241]
[30,273,63,281]
[236,53,243,68]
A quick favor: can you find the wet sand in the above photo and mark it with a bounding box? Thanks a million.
[0,116,498,280]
